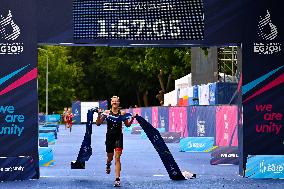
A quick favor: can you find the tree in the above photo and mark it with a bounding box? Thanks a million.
[38,46,192,110]
[38,46,84,113]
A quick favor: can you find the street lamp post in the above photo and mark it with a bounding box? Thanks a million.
[38,48,49,115]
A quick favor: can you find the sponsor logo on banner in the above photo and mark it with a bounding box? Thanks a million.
[245,155,284,178]
[210,146,239,165]
[0,156,36,181]
[220,153,239,158]
[254,10,281,55]
[0,10,23,55]
[259,160,284,174]
[224,114,229,142]
[180,137,215,152]
[160,118,165,128]
[197,116,206,137]
[209,90,215,104]
[188,141,205,148]
[46,114,61,122]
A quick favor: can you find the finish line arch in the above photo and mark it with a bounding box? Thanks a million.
[0,0,283,181]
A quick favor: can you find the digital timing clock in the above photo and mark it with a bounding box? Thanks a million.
[74,0,204,41]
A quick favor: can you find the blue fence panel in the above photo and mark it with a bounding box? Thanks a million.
[158,106,169,131]
[72,101,81,124]
[141,107,152,124]
[209,83,217,105]
[216,82,237,104]
[39,147,54,167]
[188,106,216,137]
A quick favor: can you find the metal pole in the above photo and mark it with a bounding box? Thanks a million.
[38,48,48,115]
[46,52,48,115]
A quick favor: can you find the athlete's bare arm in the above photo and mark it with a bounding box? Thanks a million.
[96,110,110,126]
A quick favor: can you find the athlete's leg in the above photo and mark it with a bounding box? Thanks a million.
[114,149,122,187]
[106,152,113,174]
[105,135,115,174]
[114,134,123,180]
[107,152,114,164]
[114,149,122,178]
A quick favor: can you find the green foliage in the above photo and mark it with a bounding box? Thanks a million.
[38,46,192,111]
[38,46,84,113]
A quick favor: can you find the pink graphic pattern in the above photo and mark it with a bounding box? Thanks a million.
[0,68,37,96]
[169,107,188,137]
[152,107,159,128]
[243,73,284,103]
[216,106,238,146]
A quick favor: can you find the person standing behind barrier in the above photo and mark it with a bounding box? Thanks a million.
[96,96,135,187]
[66,107,74,132]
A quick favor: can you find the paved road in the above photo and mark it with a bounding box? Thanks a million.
[0,124,283,189]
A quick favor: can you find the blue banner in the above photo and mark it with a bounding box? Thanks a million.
[0,0,39,181]
[188,106,216,137]
[39,127,58,139]
[241,1,284,176]
[158,107,169,131]
[39,147,54,167]
[209,83,216,105]
[72,101,81,124]
[43,123,59,132]
[245,155,284,179]
[216,82,237,104]
[180,137,215,152]
[141,107,152,124]
[193,86,199,105]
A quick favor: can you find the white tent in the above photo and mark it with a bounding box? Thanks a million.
[163,90,177,106]
[175,73,192,90]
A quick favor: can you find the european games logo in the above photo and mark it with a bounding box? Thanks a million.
[254,10,281,55]
[259,160,284,174]
[0,10,23,55]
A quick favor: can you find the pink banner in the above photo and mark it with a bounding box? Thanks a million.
[132,108,141,124]
[152,107,159,128]
[169,107,179,132]
[216,106,238,146]
[169,107,188,137]
[179,107,188,137]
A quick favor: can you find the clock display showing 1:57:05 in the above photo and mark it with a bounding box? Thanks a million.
[96,19,181,38]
